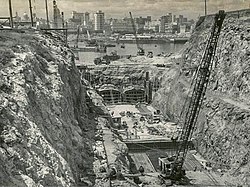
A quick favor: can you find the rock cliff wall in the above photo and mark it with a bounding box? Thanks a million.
[153,10,250,185]
[0,31,95,186]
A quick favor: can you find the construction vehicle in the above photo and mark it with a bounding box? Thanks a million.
[147,51,153,58]
[102,51,120,61]
[94,57,110,65]
[94,51,120,65]
[129,12,145,56]
[86,30,96,45]
[158,10,226,185]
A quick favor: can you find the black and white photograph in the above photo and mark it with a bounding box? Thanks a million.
[0,0,250,186]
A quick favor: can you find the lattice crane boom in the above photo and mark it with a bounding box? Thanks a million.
[129,12,145,56]
[170,10,226,181]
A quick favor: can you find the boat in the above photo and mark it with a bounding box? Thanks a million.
[169,37,189,43]
[121,44,125,48]
[117,35,167,44]
[71,45,106,53]
[105,43,116,47]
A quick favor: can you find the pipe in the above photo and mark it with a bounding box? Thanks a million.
[9,0,13,28]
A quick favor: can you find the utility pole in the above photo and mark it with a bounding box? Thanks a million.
[65,22,68,45]
[45,0,49,28]
[61,12,64,28]
[9,0,13,28]
[28,0,34,27]
[205,0,207,16]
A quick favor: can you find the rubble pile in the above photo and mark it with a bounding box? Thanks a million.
[153,11,250,185]
[0,31,96,186]
[89,56,171,86]
[92,117,137,187]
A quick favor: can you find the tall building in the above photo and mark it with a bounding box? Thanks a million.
[168,13,172,23]
[84,12,90,27]
[179,15,184,24]
[146,16,152,22]
[72,11,84,23]
[53,0,61,28]
[160,16,167,33]
[160,13,172,33]
[173,15,176,22]
[94,10,105,31]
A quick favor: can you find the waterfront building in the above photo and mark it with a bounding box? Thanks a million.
[146,20,160,32]
[173,15,176,22]
[179,15,184,24]
[164,23,172,34]
[160,13,172,33]
[160,16,167,33]
[94,10,105,31]
[68,11,90,29]
[84,12,90,27]
[111,19,133,33]
[180,25,186,33]
[72,11,84,24]
[172,22,179,34]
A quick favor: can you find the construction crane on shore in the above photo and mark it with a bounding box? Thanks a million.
[73,25,80,60]
[74,25,80,48]
[129,12,145,56]
[159,10,226,185]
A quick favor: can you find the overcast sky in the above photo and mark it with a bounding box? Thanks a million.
[1,0,249,20]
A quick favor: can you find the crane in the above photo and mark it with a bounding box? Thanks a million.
[129,12,145,56]
[75,25,80,48]
[159,10,226,185]
[73,25,80,60]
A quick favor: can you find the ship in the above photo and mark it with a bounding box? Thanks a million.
[169,37,189,43]
[116,34,167,44]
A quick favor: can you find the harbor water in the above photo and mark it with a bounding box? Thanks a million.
[77,42,186,64]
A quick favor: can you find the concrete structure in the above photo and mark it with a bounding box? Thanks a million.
[98,84,121,104]
[123,86,145,103]
[94,10,105,31]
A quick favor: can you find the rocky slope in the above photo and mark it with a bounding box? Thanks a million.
[153,10,250,185]
[0,31,96,186]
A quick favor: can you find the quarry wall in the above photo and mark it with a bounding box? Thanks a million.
[0,31,96,186]
[153,10,250,185]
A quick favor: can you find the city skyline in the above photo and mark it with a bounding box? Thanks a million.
[1,0,249,20]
